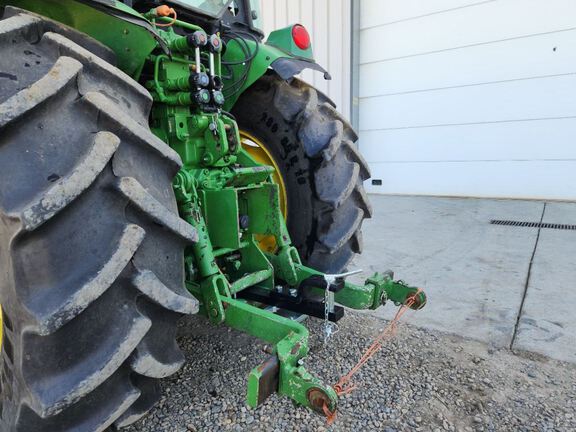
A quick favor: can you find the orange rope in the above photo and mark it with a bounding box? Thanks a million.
[323,289,422,425]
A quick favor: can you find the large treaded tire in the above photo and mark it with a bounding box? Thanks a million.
[233,74,372,273]
[0,8,198,431]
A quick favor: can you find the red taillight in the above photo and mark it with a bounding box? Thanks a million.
[292,24,311,50]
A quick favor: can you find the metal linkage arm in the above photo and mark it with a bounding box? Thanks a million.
[221,297,338,413]
[336,271,427,310]
[291,266,427,311]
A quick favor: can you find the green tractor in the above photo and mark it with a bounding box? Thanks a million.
[0,1,426,430]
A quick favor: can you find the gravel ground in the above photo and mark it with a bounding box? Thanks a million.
[126,312,576,432]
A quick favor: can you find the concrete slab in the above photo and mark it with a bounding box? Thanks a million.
[351,195,543,347]
[513,202,576,363]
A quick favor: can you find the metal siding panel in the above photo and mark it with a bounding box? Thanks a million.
[257,1,352,119]
[360,0,576,65]
[287,0,301,25]
[359,119,576,163]
[328,0,344,112]
[366,161,576,200]
[341,0,352,120]
[274,0,287,29]
[360,74,576,130]
[260,0,275,37]
[360,0,494,29]
[358,0,576,199]
[359,30,576,98]
[312,0,329,94]
[359,74,576,131]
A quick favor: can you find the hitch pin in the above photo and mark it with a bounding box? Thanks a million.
[323,269,363,312]
[323,269,363,285]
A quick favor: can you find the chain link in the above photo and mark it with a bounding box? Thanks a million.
[321,270,363,346]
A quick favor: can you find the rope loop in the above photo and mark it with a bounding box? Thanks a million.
[324,289,422,424]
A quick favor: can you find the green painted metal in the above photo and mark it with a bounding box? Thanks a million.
[266,25,314,60]
[221,24,316,109]
[223,297,337,411]
[221,38,296,110]
[4,0,427,415]
[148,14,204,32]
[338,273,427,310]
[286,265,427,311]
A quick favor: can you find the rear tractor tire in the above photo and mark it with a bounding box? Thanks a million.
[0,8,198,431]
[234,74,372,274]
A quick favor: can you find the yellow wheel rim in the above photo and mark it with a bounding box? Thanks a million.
[240,131,288,253]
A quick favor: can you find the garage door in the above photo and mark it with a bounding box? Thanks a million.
[359,0,576,199]
[258,0,352,119]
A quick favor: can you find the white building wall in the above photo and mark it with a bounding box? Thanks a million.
[258,0,352,119]
[359,0,576,200]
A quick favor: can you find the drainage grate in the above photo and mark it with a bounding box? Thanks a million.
[490,220,576,231]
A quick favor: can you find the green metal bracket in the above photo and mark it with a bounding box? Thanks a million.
[222,297,337,413]
[368,273,427,309]
[266,25,314,60]
[286,265,427,311]
[268,246,301,286]
[335,271,427,310]
[201,274,229,325]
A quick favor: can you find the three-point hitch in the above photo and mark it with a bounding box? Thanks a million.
[149,16,427,417]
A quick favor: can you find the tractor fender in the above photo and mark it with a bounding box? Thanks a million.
[270,57,331,81]
[222,26,331,111]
